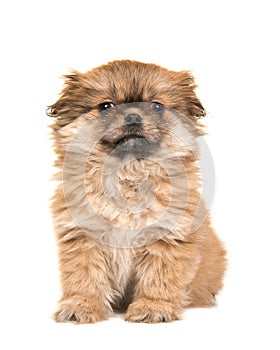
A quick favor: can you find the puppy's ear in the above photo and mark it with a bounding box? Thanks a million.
[178,71,206,120]
[46,71,91,124]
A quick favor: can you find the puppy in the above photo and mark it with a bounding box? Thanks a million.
[47,60,226,323]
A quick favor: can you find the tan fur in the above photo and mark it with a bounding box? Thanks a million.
[48,60,226,323]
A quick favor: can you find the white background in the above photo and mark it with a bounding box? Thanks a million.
[1,0,279,349]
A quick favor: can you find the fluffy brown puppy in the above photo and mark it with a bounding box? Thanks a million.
[47,60,226,323]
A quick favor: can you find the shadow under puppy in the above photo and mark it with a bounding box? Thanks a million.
[48,60,226,323]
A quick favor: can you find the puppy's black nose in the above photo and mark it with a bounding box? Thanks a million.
[124,113,142,125]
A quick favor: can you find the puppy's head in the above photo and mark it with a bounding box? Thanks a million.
[48,60,205,160]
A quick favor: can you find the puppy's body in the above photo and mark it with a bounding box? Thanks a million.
[49,60,226,323]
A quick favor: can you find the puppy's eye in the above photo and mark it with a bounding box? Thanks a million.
[151,102,164,116]
[98,102,115,112]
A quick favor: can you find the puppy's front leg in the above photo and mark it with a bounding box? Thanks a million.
[54,235,112,324]
[125,239,200,323]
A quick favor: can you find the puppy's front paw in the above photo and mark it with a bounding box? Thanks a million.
[125,298,181,323]
[54,296,106,324]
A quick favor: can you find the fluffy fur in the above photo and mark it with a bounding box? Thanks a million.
[48,60,226,323]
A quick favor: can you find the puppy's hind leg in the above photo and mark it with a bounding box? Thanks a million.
[186,232,226,309]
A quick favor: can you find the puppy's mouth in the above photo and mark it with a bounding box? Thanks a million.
[114,133,145,146]
[101,128,159,158]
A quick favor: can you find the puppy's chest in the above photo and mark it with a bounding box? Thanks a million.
[118,177,146,202]
[116,165,169,204]
[110,248,134,292]
[86,161,171,228]
[104,165,157,210]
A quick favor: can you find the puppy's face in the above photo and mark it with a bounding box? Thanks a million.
[48,60,205,160]
[99,102,164,158]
